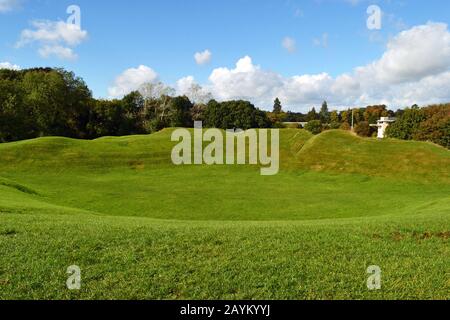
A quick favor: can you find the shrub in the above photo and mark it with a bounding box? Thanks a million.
[354,121,372,137]
[330,122,341,129]
[305,120,323,135]
[340,122,351,131]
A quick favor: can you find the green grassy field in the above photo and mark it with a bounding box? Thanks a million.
[0,129,449,299]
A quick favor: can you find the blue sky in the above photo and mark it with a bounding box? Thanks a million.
[1,0,450,111]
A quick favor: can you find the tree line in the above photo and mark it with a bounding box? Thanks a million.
[0,68,448,148]
[270,99,449,148]
[0,68,272,142]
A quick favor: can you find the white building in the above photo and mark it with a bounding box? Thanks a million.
[370,117,396,139]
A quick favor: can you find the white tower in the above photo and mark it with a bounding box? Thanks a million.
[370,117,396,139]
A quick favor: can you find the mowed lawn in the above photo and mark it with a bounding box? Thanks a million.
[0,129,449,299]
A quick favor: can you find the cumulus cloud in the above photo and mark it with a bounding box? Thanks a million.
[194,49,212,65]
[355,23,450,84]
[16,20,88,60]
[0,0,20,13]
[108,65,158,98]
[0,61,21,70]
[207,56,283,105]
[109,22,450,111]
[282,37,296,53]
[202,22,450,111]
[176,76,213,104]
[176,76,197,94]
[38,45,77,60]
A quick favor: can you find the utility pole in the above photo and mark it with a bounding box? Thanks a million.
[351,109,355,131]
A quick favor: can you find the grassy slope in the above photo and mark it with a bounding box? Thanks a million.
[0,129,449,299]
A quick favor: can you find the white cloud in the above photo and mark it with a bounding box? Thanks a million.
[0,0,20,13]
[355,23,450,84]
[108,65,158,98]
[109,23,450,111]
[16,20,88,60]
[207,56,283,105]
[0,61,20,70]
[176,76,196,94]
[194,49,212,65]
[197,22,450,111]
[176,76,213,104]
[282,37,296,53]
[17,20,87,47]
[38,45,77,60]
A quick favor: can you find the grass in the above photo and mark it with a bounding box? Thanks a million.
[0,129,449,299]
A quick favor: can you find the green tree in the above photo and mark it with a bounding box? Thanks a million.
[340,109,352,125]
[0,75,29,141]
[330,110,340,129]
[306,107,319,122]
[340,122,351,131]
[354,121,372,137]
[0,68,92,141]
[304,120,323,135]
[190,104,207,122]
[413,104,450,148]
[319,101,330,123]
[87,99,127,137]
[204,100,270,129]
[273,98,282,114]
[363,105,389,124]
[120,91,146,134]
[139,82,176,125]
[386,106,426,140]
[166,96,194,127]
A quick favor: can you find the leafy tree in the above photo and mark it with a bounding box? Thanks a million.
[354,121,372,137]
[255,109,272,128]
[5,68,92,139]
[329,110,340,129]
[166,96,194,127]
[273,98,283,114]
[413,104,450,148]
[363,105,389,124]
[58,69,92,138]
[190,104,207,122]
[340,122,351,131]
[139,82,175,125]
[267,110,287,127]
[340,109,352,125]
[304,120,323,135]
[184,83,213,105]
[0,76,29,141]
[319,101,330,123]
[204,100,270,130]
[3,66,449,148]
[21,70,67,136]
[284,111,307,122]
[306,107,319,122]
[386,106,426,140]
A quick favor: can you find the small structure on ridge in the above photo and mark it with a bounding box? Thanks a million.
[370,117,396,139]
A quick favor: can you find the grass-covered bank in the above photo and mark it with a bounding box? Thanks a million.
[1,210,448,300]
[0,129,449,299]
